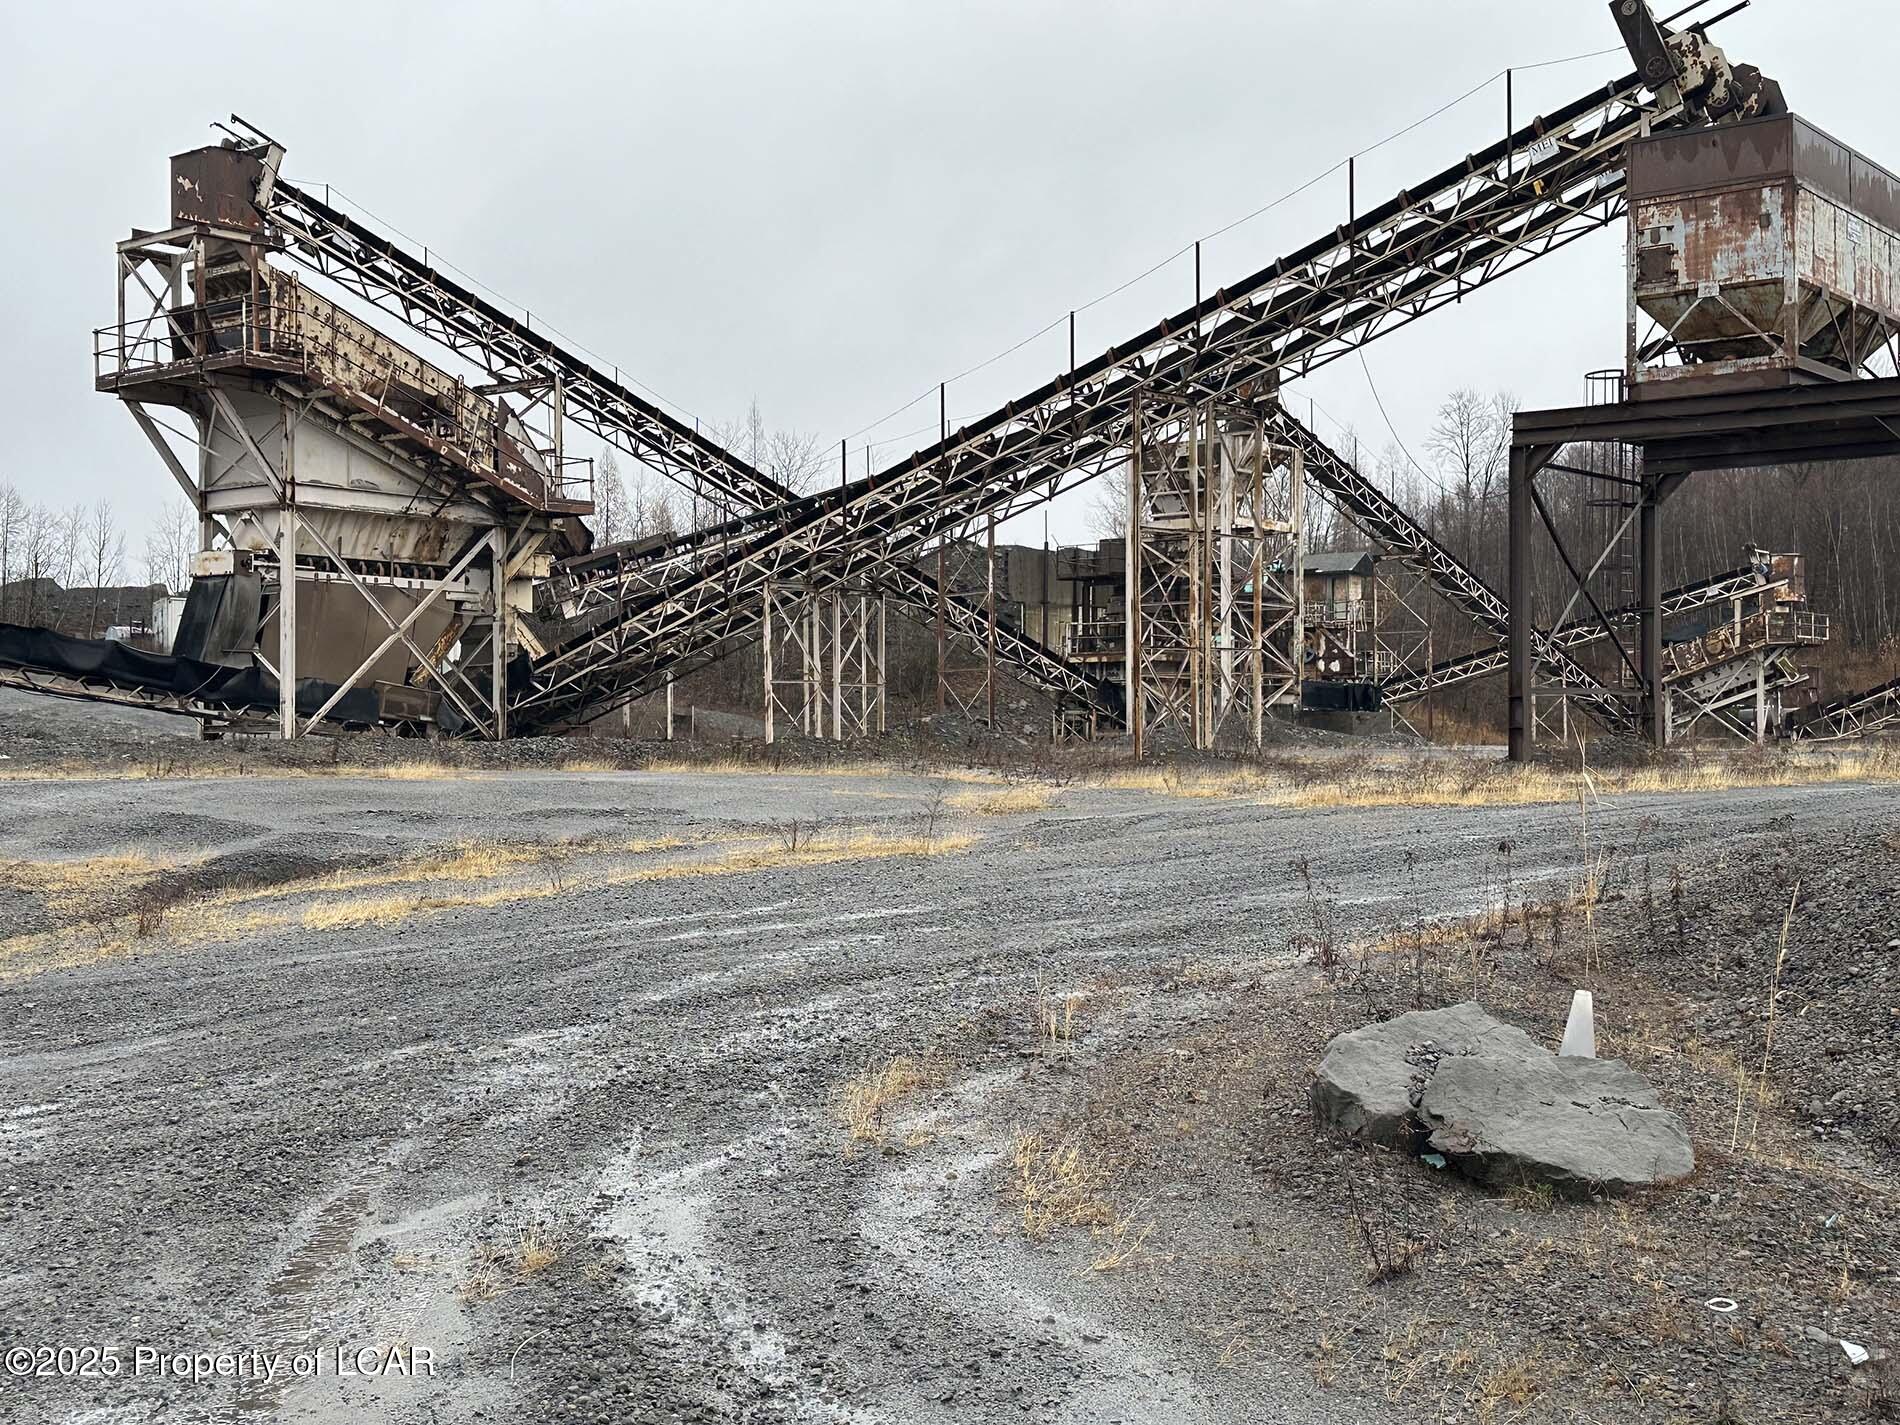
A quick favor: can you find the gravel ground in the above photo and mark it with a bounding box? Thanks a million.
[0,760,1894,1424]
[0,685,1403,782]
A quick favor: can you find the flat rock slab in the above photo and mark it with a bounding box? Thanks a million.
[1310,1002,1543,1149]
[1420,1052,1695,1194]
[1311,1002,1696,1194]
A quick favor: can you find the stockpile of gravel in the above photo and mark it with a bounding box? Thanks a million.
[1657,820,1900,1158]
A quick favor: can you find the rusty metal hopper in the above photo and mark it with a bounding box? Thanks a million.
[1628,113,1900,392]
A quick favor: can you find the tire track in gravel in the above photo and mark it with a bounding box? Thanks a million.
[3,773,1890,1423]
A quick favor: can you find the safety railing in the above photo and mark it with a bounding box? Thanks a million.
[1664,607,1831,681]
[95,280,592,511]
[1066,617,1126,657]
[94,294,270,380]
[1055,545,1121,582]
[1305,598,1371,629]
[1768,609,1829,644]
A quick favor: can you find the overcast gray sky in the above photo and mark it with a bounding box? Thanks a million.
[3,0,1895,552]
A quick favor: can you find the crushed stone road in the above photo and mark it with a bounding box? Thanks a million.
[0,769,1889,1424]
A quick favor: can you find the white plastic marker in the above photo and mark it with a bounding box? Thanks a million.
[1559,990,1597,1058]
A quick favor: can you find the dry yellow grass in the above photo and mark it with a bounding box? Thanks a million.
[1093,766,1239,798]
[610,830,976,883]
[514,1224,561,1275]
[1475,1352,1546,1421]
[299,880,568,930]
[947,784,1057,815]
[642,757,893,778]
[1011,1129,1113,1237]
[0,760,502,784]
[0,765,207,783]
[462,1224,563,1303]
[0,927,132,980]
[213,835,700,910]
[1090,745,1900,809]
[0,850,171,890]
[372,761,474,781]
[839,1056,934,1147]
[1088,1202,1157,1272]
[1,874,583,973]
[0,824,973,980]
[1034,983,1083,1050]
[0,852,175,916]
[612,835,697,855]
[213,840,552,905]
[0,755,643,784]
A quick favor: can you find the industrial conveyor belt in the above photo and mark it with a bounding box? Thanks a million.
[213,7,1782,735]
[506,55,1725,730]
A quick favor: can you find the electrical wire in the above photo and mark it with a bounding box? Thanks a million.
[844,41,1628,458]
[286,38,1630,472]
[1356,349,1455,501]
[276,180,725,437]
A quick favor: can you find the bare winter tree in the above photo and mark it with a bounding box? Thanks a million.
[624,470,680,543]
[714,398,827,502]
[1086,478,1127,540]
[1427,388,1515,575]
[592,449,630,545]
[736,400,767,470]
[45,503,84,596]
[18,504,65,625]
[81,499,126,636]
[0,481,25,621]
[143,495,196,594]
[765,426,829,495]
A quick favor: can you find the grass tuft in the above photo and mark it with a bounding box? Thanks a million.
[839,1056,934,1148]
[947,784,1057,816]
[1089,1201,1157,1272]
[1475,1352,1545,1421]
[619,829,976,883]
[1011,1129,1112,1237]
[463,1223,564,1303]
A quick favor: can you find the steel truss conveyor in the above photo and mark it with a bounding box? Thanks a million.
[1786,674,1900,741]
[513,26,1759,731]
[1382,563,1784,703]
[1383,562,1820,740]
[207,4,1770,735]
[244,154,1121,723]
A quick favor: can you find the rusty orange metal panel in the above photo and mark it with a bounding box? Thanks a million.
[169,148,264,232]
[1630,111,1900,384]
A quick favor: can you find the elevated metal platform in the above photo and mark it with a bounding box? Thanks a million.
[1509,377,1900,756]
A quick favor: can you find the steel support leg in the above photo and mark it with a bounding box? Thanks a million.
[935,545,947,715]
[1126,435,1144,761]
[985,517,997,728]
[278,506,298,739]
[830,593,843,741]
[1754,654,1766,746]
[491,528,509,742]
[762,583,775,746]
[1639,477,1664,748]
[1507,447,1530,761]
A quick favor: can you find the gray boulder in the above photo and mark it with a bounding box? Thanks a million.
[1311,1001,1696,1194]
[1310,1002,1544,1148]
[1420,1052,1695,1194]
